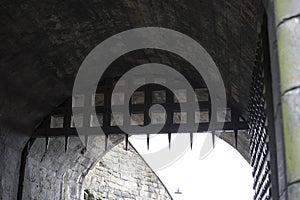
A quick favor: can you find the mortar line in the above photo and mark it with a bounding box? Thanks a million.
[281,85,300,97]
[277,13,300,28]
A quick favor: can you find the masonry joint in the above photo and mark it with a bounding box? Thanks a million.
[277,13,300,28]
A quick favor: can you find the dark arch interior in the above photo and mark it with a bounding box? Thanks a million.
[0,0,265,199]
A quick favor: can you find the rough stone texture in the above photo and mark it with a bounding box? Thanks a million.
[287,182,300,200]
[277,16,300,92]
[83,143,172,200]
[281,88,300,184]
[0,129,28,200]
[0,0,264,199]
[275,0,300,25]
[22,135,123,200]
[20,132,250,200]
[0,0,262,131]
[274,0,300,199]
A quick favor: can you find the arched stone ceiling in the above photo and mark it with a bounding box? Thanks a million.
[0,0,264,133]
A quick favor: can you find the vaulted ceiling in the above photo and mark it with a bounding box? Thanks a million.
[0,0,264,133]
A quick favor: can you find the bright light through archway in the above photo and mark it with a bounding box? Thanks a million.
[130,133,254,200]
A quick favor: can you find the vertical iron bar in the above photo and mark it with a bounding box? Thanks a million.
[124,134,129,151]
[262,15,280,200]
[64,136,69,152]
[45,137,50,153]
[234,130,238,149]
[17,138,35,200]
[84,135,88,149]
[212,131,215,148]
[105,134,108,151]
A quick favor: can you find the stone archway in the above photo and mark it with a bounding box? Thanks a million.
[22,135,123,200]
[21,129,251,200]
[0,0,270,199]
[82,142,172,200]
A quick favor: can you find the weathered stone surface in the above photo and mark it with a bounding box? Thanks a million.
[0,0,262,136]
[288,182,300,200]
[281,88,300,184]
[22,135,123,200]
[83,143,172,200]
[275,1,300,198]
[0,0,264,199]
[0,129,28,200]
[275,0,300,25]
[277,16,300,92]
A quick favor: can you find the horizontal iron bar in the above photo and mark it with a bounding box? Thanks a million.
[33,122,248,138]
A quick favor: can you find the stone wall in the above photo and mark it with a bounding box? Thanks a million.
[0,0,263,198]
[266,0,300,199]
[0,129,28,200]
[22,135,124,200]
[83,142,172,200]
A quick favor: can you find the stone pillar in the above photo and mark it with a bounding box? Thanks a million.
[272,0,300,199]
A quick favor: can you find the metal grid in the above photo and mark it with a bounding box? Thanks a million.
[248,39,271,200]
[34,77,247,151]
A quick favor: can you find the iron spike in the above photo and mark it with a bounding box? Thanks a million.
[190,133,193,150]
[168,133,171,149]
[235,130,238,149]
[147,134,150,150]
[125,134,129,151]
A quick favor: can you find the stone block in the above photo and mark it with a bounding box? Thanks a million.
[288,182,300,200]
[277,16,300,92]
[275,0,300,25]
[82,143,172,199]
[281,88,300,183]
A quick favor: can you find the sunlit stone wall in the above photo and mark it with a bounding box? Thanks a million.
[83,142,172,200]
